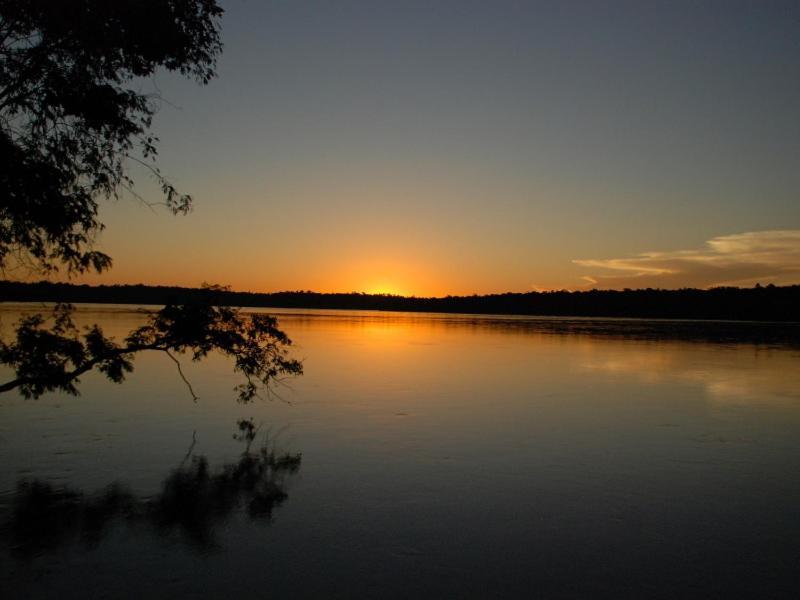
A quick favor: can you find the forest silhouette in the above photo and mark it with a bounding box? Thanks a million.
[3,280,799,322]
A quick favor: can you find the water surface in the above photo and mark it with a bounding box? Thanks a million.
[1,305,799,598]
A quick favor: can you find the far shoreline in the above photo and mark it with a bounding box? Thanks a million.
[2,280,799,323]
[2,282,800,347]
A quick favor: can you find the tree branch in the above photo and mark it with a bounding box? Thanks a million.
[0,341,158,395]
[164,349,199,402]
[0,302,303,401]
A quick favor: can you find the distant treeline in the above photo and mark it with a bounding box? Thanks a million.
[2,281,799,322]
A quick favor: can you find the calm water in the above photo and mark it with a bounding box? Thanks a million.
[1,305,800,599]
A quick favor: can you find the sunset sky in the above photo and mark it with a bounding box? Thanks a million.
[76,0,800,296]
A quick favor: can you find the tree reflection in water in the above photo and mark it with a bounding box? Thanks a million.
[2,420,301,557]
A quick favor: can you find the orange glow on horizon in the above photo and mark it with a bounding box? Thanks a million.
[69,267,579,298]
[362,280,410,296]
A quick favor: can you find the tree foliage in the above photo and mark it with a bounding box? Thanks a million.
[0,1,304,400]
[0,300,303,401]
[0,0,223,275]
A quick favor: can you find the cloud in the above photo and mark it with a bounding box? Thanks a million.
[573,230,800,289]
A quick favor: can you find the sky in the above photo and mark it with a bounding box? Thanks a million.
[76,0,800,296]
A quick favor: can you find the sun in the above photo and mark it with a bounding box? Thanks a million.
[364,281,405,296]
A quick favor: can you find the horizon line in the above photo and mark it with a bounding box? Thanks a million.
[3,279,794,300]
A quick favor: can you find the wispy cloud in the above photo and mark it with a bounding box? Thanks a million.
[574,230,800,289]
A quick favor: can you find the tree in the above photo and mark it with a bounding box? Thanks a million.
[0,1,302,399]
[0,298,303,401]
[1,0,223,274]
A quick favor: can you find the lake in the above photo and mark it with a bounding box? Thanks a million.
[1,305,799,599]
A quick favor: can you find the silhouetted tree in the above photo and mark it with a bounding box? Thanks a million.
[0,1,303,399]
[0,298,302,400]
[1,0,222,273]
